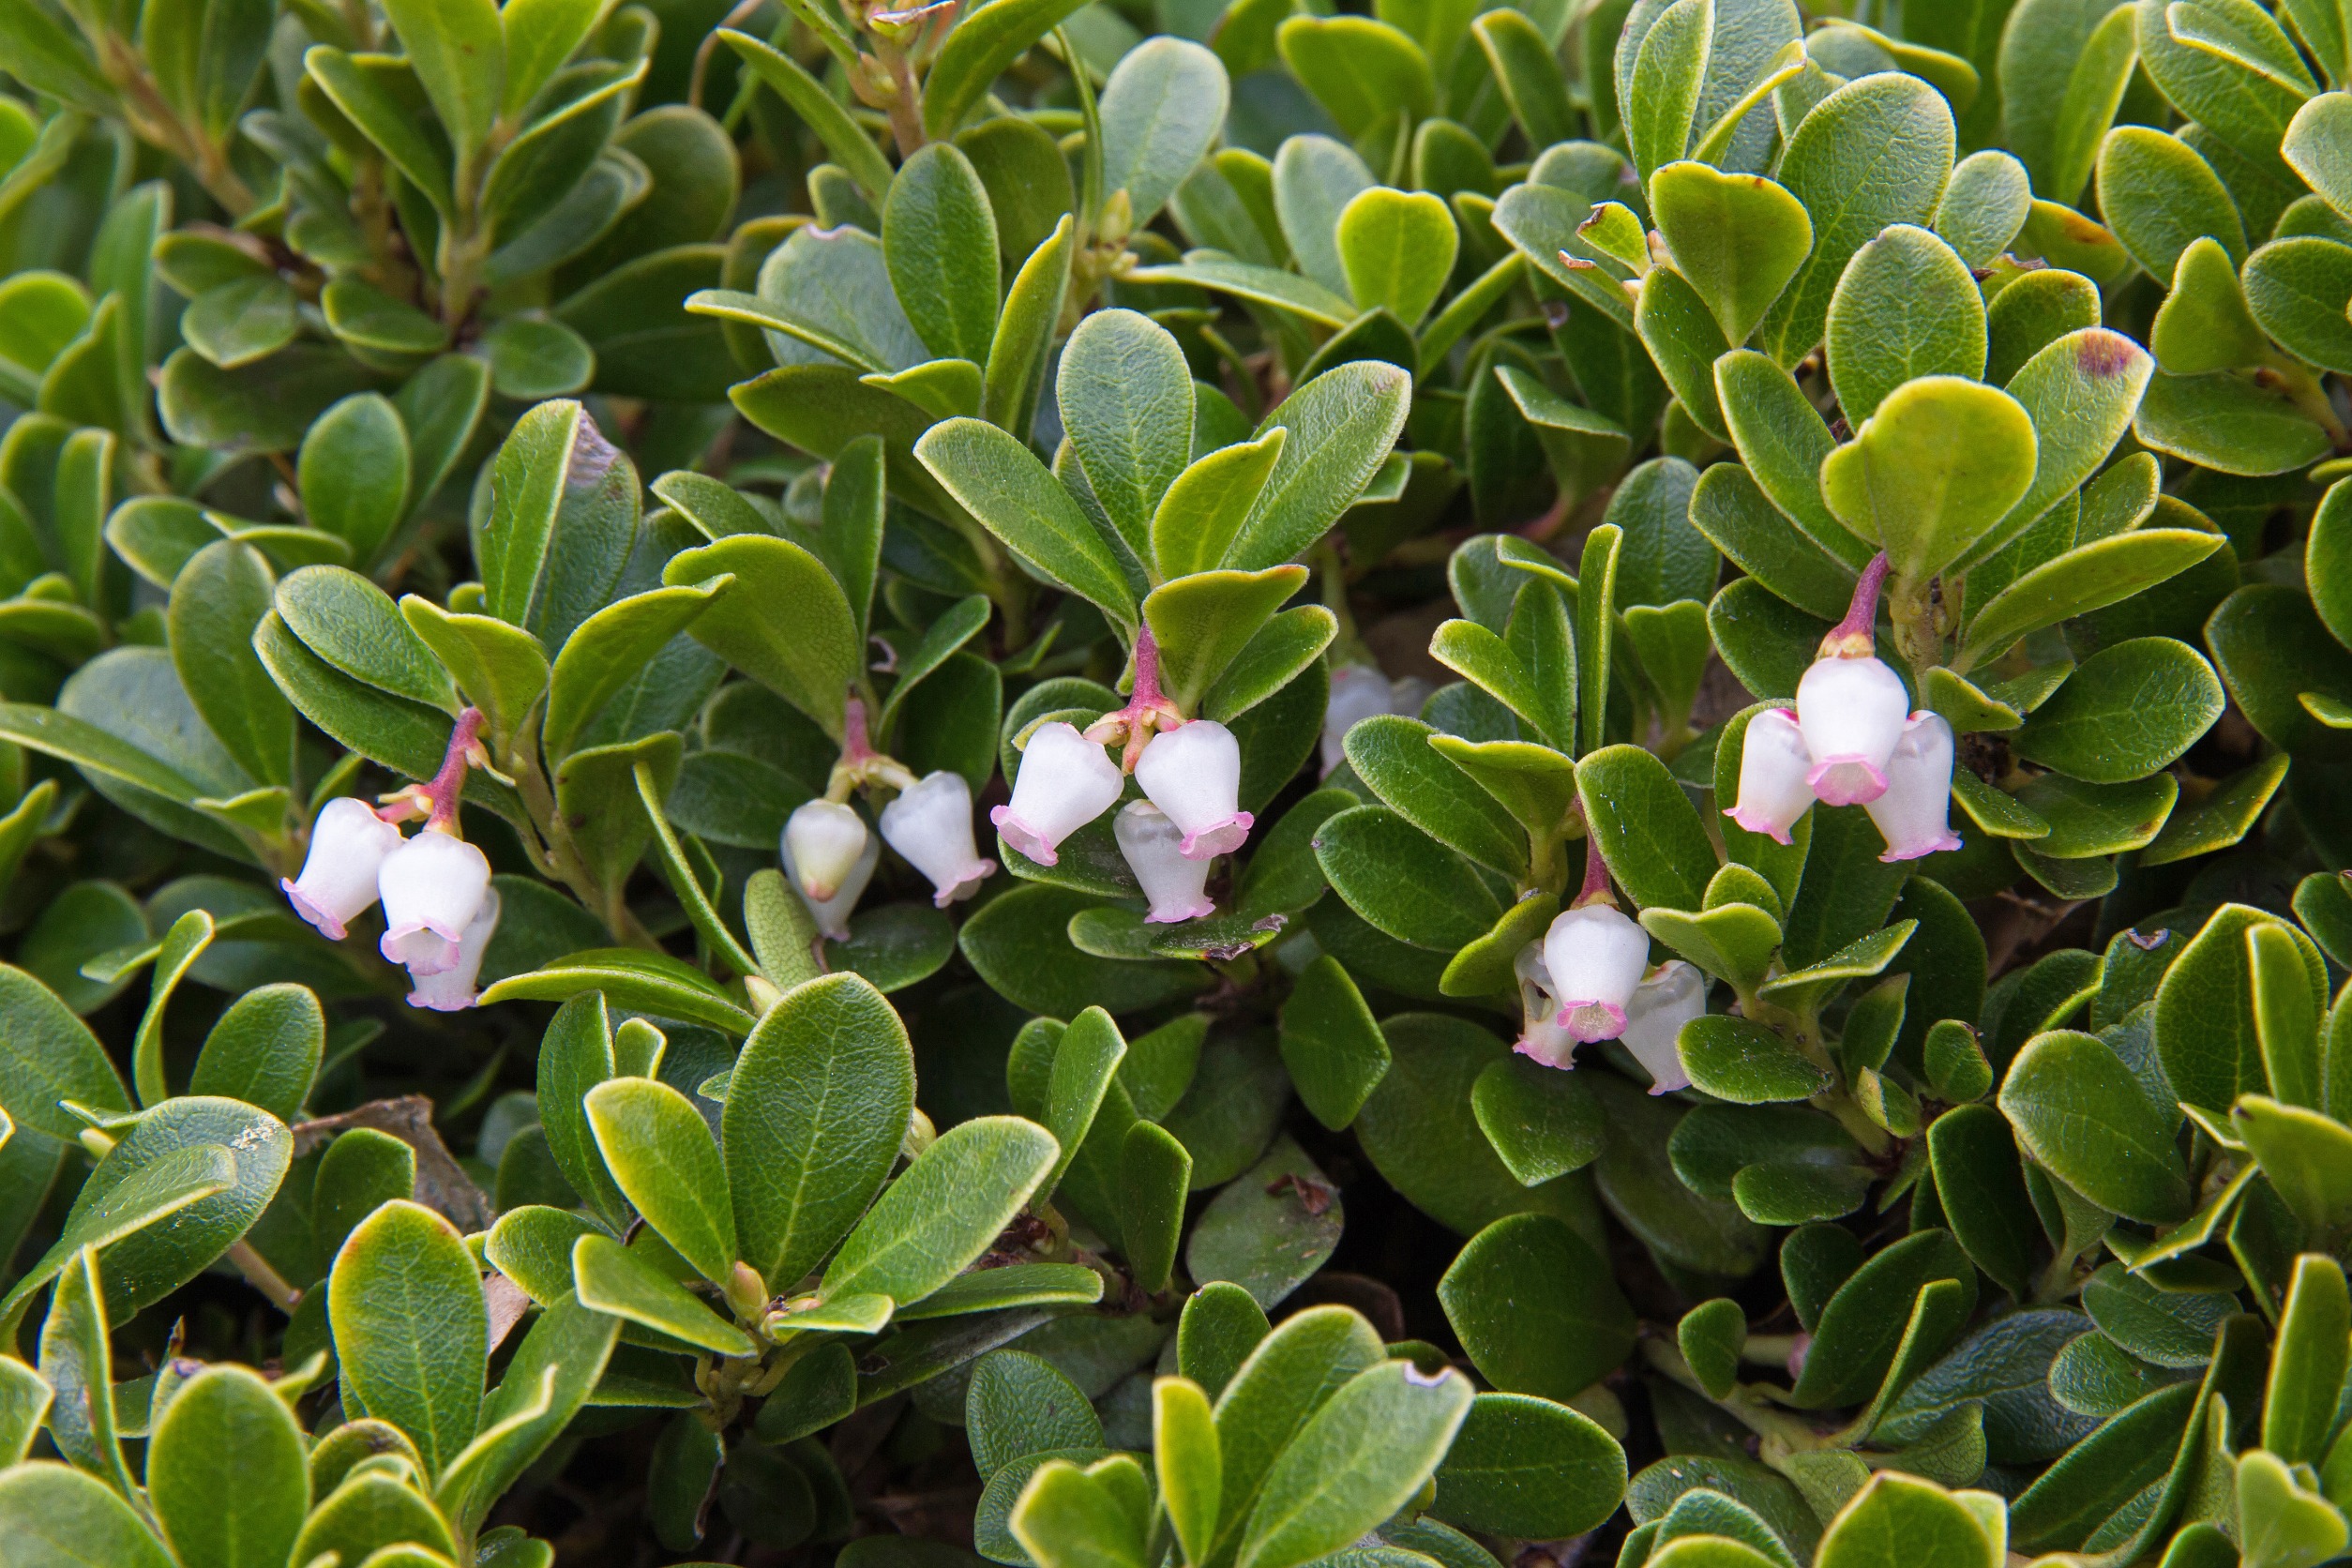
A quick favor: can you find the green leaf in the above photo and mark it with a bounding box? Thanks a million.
[1635,265,1733,442]
[1470,1056,1605,1186]
[1651,162,1812,348]
[2234,1094,2352,1246]
[1100,38,1228,229]
[1178,1282,1270,1400]
[1759,72,1955,367]
[724,31,892,200]
[724,972,914,1291]
[1277,955,1392,1131]
[1679,1016,1833,1103]
[1821,376,2037,582]
[1312,805,1502,949]
[821,1116,1059,1306]
[296,394,409,567]
[1186,1136,1344,1310]
[1688,460,1856,623]
[1998,1030,2194,1224]
[475,399,638,649]
[1959,531,2224,668]
[1826,225,1985,423]
[2010,637,2223,783]
[1274,15,1435,141]
[1121,1121,1192,1294]
[922,0,1093,138]
[2134,369,2333,477]
[381,0,502,157]
[2263,1254,2350,1462]
[584,1077,736,1285]
[1227,361,1413,572]
[1010,1455,1151,1568]
[1235,1359,1473,1568]
[917,417,1138,632]
[884,143,1001,367]
[1623,0,1709,184]
[1936,150,2033,269]
[2243,235,2352,374]
[573,1232,754,1356]
[1059,309,1193,565]
[1493,366,1634,510]
[169,541,292,788]
[276,564,459,713]
[1344,715,1527,877]
[985,216,1075,438]
[1145,566,1309,714]
[399,597,549,753]
[0,1463,173,1568]
[1577,744,1718,913]
[433,1292,619,1536]
[660,533,857,739]
[1334,188,1458,328]
[327,1199,488,1479]
[1788,1229,1976,1409]
[1152,430,1287,580]
[1154,1377,1221,1564]
[146,1364,309,1568]
[543,580,729,764]
[1204,606,1337,723]
[1434,1392,1625,1540]
[2095,125,2249,286]
[0,961,131,1138]
[2155,903,2326,1116]
[1439,1213,1635,1401]
[1816,1472,2001,1568]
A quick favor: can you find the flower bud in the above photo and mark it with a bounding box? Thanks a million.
[406,888,501,1012]
[1795,653,1910,807]
[1621,960,1703,1093]
[1725,708,1815,845]
[281,796,405,940]
[1114,801,1215,924]
[783,804,879,941]
[992,721,1123,866]
[1865,711,1962,864]
[880,771,996,906]
[1541,901,1651,1043]
[1321,664,1394,777]
[782,800,870,902]
[377,830,493,975]
[1512,943,1580,1069]
[1135,719,1253,860]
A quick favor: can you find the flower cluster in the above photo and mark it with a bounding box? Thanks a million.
[280,710,503,1010]
[996,631,1253,923]
[1726,556,1960,865]
[1513,839,1699,1092]
[783,770,998,940]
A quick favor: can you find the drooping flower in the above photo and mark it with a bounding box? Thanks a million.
[1538,838,1651,1045]
[783,800,870,901]
[1865,711,1962,863]
[1725,708,1814,845]
[1114,801,1215,923]
[378,830,492,975]
[783,801,879,940]
[1796,553,1910,807]
[1512,943,1580,1069]
[880,771,996,906]
[1620,960,1704,1093]
[1134,719,1253,859]
[991,721,1124,866]
[281,796,404,940]
[406,887,502,1012]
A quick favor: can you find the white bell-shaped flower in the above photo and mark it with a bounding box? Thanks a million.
[1865,711,1962,864]
[377,829,492,975]
[407,887,501,1012]
[782,800,870,902]
[282,796,405,940]
[784,806,878,941]
[1621,960,1703,1093]
[1135,719,1253,860]
[1512,943,1580,1069]
[1726,708,1815,845]
[1542,901,1652,1043]
[1795,653,1910,807]
[1321,665,1394,777]
[1114,801,1215,923]
[992,721,1123,867]
[880,771,996,906]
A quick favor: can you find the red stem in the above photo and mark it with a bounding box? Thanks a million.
[1825,552,1892,656]
[421,708,485,832]
[1574,832,1614,909]
[842,690,877,766]
[1128,624,1165,709]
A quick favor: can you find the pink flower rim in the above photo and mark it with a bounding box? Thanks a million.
[1554,998,1628,1043]
[1877,830,1962,865]
[1724,805,1797,845]
[1806,756,1890,807]
[989,807,1059,867]
[281,879,349,942]
[1177,813,1253,860]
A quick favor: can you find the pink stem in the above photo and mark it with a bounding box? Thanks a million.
[1573,832,1614,909]
[420,708,485,832]
[1128,624,1166,711]
[1825,552,1892,656]
[841,690,878,766]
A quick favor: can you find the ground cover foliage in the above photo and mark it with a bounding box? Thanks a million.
[0,0,2349,1564]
